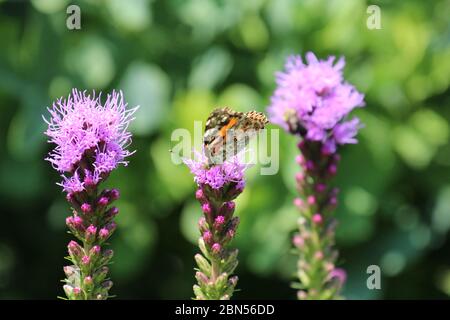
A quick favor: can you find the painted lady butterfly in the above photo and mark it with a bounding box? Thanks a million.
[203,107,268,166]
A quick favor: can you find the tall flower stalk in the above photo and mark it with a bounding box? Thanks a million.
[267,52,365,299]
[184,152,248,300]
[44,89,138,300]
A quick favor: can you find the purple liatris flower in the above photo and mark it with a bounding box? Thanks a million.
[267,53,365,300]
[44,89,138,300]
[184,151,248,300]
[268,52,364,154]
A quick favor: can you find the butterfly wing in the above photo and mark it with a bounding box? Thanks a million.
[204,107,242,163]
[203,107,268,165]
[225,110,268,160]
[203,107,242,143]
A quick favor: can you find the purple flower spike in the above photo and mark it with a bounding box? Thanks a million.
[185,148,253,300]
[268,52,364,148]
[44,89,138,175]
[267,53,365,300]
[44,89,137,300]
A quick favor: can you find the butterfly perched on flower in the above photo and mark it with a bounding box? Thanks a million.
[203,107,268,166]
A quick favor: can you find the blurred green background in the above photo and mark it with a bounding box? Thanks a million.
[0,0,449,299]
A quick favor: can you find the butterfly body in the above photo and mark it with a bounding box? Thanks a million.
[203,107,268,166]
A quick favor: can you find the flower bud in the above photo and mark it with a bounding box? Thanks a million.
[293,198,303,209]
[81,255,90,266]
[328,164,337,175]
[99,221,117,241]
[66,216,75,228]
[297,140,306,150]
[316,183,327,193]
[84,276,93,286]
[68,241,82,260]
[109,189,120,201]
[220,201,235,218]
[66,192,75,203]
[202,231,212,244]
[194,254,211,275]
[307,196,316,205]
[98,196,109,207]
[63,284,73,298]
[312,213,323,225]
[81,203,92,214]
[314,251,324,260]
[85,225,97,243]
[99,222,116,241]
[94,266,109,283]
[73,216,84,230]
[198,217,208,233]
[224,217,239,242]
[296,155,304,165]
[101,249,114,265]
[297,290,308,300]
[99,228,110,240]
[89,245,102,263]
[226,229,235,241]
[195,271,210,286]
[329,196,338,206]
[225,201,235,211]
[202,203,212,215]
[329,268,347,288]
[73,286,81,294]
[229,216,240,230]
[293,234,304,248]
[195,189,205,201]
[106,221,117,233]
[211,243,221,254]
[104,207,119,220]
[213,215,225,230]
[215,273,228,289]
